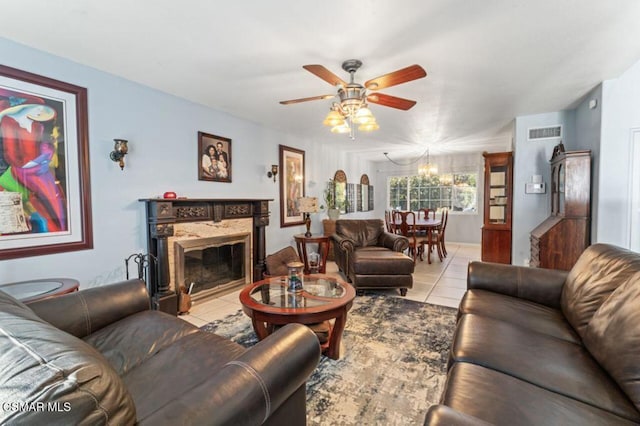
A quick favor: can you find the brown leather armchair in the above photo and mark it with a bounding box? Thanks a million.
[264,246,300,277]
[331,219,414,295]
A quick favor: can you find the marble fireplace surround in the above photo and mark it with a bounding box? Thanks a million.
[170,220,252,300]
[140,198,271,315]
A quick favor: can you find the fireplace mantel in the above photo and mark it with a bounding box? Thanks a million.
[140,198,272,315]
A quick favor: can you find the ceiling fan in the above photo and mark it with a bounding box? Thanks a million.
[280,59,427,137]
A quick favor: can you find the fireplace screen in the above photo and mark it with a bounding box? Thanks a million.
[184,243,244,293]
[175,233,250,299]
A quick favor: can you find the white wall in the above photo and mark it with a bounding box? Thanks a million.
[372,152,488,244]
[574,84,603,242]
[512,111,576,265]
[598,59,640,247]
[0,38,375,285]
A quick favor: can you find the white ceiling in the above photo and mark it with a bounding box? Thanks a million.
[2,1,640,160]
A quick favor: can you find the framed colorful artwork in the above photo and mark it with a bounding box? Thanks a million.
[0,65,92,260]
[198,131,232,182]
[279,144,305,227]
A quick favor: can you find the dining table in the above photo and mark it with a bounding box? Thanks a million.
[391,215,441,230]
[390,213,442,263]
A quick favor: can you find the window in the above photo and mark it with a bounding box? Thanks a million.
[388,173,477,213]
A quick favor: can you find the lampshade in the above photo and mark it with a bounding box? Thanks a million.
[358,121,380,132]
[353,106,375,125]
[323,109,345,127]
[331,122,351,134]
[297,196,319,213]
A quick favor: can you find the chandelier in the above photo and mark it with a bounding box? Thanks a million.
[417,148,438,176]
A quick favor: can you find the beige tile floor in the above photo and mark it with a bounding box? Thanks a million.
[181,243,481,327]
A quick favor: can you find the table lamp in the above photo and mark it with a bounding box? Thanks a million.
[297,196,319,237]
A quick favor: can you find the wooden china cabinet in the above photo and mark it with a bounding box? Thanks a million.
[481,151,513,264]
[530,148,591,270]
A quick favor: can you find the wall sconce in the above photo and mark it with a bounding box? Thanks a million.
[110,139,129,170]
[267,164,278,182]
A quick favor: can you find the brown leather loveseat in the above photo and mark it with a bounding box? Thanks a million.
[425,244,640,425]
[331,219,414,295]
[0,279,320,425]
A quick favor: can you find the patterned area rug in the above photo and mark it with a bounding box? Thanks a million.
[200,294,457,425]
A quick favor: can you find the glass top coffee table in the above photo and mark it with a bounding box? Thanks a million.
[239,275,356,359]
[0,278,79,303]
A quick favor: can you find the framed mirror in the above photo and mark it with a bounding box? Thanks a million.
[334,170,347,214]
[360,174,370,212]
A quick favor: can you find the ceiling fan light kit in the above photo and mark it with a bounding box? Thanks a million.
[281,59,426,140]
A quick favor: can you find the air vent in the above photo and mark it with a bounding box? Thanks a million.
[528,125,562,140]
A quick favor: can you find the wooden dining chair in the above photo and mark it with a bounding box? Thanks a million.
[418,208,435,220]
[423,208,448,263]
[392,211,426,262]
[384,210,394,233]
[439,208,449,257]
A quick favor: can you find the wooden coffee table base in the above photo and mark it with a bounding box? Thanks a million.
[249,306,350,360]
[240,276,356,360]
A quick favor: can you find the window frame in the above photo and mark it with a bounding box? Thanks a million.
[387,172,478,215]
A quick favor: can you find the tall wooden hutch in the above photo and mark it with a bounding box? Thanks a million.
[481,152,513,264]
[530,148,591,270]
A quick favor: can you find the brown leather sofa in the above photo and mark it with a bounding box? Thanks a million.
[425,243,640,425]
[0,279,320,425]
[331,219,414,295]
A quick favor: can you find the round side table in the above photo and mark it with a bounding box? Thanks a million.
[0,278,79,303]
[294,234,330,274]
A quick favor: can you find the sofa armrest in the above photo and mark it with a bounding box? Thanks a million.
[139,323,321,426]
[467,262,568,309]
[27,279,150,338]
[378,232,409,252]
[424,405,493,426]
[331,233,356,253]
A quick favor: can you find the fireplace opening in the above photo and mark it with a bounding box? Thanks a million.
[175,233,251,301]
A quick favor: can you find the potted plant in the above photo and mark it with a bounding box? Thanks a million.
[323,180,341,220]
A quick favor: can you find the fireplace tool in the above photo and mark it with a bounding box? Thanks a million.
[125,252,158,295]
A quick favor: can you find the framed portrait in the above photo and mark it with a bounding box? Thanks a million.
[198,131,231,182]
[0,65,92,260]
[279,144,305,227]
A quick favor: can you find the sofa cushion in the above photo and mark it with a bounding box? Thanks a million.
[583,271,640,411]
[459,289,580,343]
[562,244,640,338]
[450,314,640,421]
[440,362,638,425]
[352,250,414,275]
[122,330,245,422]
[83,310,200,375]
[0,290,136,425]
[335,219,383,247]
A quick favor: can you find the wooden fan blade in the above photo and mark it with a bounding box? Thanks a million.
[303,65,348,86]
[367,93,417,110]
[280,94,335,105]
[365,65,427,90]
